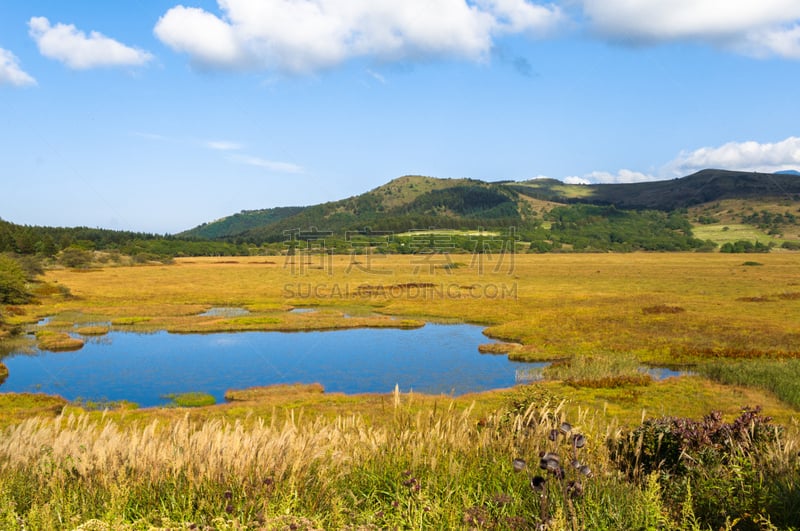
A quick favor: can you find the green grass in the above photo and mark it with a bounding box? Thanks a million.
[691,223,784,246]
[162,392,216,407]
[3,253,800,527]
[540,350,653,388]
[696,359,800,409]
[0,397,797,529]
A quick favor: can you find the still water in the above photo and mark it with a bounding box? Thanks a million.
[1,324,545,407]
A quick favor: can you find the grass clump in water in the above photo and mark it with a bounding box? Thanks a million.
[163,392,216,407]
[75,325,109,336]
[540,351,652,388]
[35,330,84,351]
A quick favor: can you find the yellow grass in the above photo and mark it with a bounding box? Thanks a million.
[35,330,85,352]
[16,253,798,361]
[75,325,110,336]
[2,252,799,422]
[2,253,800,529]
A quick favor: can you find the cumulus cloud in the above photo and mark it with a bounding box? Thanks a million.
[563,176,591,185]
[154,0,563,73]
[29,16,153,69]
[0,48,37,86]
[665,137,800,175]
[564,136,800,185]
[579,0,800,59]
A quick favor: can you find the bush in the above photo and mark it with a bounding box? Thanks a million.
[610,407,792,529]
[58,247,94,269]
[613,407,776,478]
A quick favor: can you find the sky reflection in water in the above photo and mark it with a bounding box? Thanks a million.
[1,324,545,407]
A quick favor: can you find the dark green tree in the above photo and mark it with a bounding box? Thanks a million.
[0,255,31,304]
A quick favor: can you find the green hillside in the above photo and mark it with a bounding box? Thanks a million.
[176,170,800,251]
[511,169,800,210]
[190,176,527,243]
[178,206,304,240]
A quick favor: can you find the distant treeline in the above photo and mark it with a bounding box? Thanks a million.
[0,219,249,258]
[193,204,717,254]
[3,202,769,259]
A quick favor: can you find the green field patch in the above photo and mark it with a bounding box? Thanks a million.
[0,393,67,427]
[162,392,216,407]
[691,223,782,245]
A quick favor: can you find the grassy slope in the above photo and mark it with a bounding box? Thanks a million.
[178,171,800,248]
[177,206,305,239]
[179,175,522,240]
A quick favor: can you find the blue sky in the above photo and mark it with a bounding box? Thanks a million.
[2,0,799,234]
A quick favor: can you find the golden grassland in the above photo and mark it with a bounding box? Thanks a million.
[21,253,800,361]
[2,253,800,528]
[1,252,798,423]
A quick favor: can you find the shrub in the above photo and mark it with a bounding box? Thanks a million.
[58,247,94,269]
[612,407,776,478]
[610,407,793,529]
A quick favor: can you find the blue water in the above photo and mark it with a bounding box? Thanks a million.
[0,324,545,407]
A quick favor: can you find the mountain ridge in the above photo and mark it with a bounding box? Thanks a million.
[179,169,800,241]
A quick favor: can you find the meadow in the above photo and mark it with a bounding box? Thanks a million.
[1,253,799,529]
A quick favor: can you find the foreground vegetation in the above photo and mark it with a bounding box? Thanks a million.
[1,253,799,528]
[0,391,797,530]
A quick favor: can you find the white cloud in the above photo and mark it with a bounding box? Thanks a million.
[29,16,153,69]
[580,169,656,184]
[564,136,800,185]
[563,176,590,185]
[207,140,244,151]
[154,0,562,73]
[153,6,244,69]
[231,154,304,173]
[665,137,800,175]
[579,0,800,59]
[476,0,565,35]
[0,48,37,86]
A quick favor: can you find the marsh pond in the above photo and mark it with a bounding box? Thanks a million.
[1,323,545,407]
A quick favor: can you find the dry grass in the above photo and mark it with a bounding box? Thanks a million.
[2,253,800,527]
[4,253,800,416]
[35,330,84,352]
[75,325,110,336]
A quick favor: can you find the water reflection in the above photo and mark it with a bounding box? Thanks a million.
[1,324,545,407]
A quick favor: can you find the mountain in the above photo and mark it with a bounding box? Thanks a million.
[180,206,304,240]
[179,175,528,242]
[180,170,800,242]
[510,169,800,210]
[775,170,800,176]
